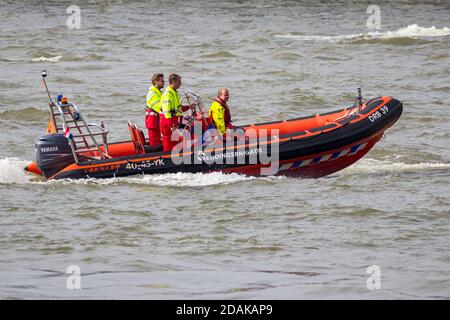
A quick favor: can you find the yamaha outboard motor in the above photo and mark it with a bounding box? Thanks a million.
[35,133,75,179]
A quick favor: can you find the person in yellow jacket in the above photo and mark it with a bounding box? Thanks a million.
[145,73,164,146]
[208,88,234,136]
[160,74,194,151]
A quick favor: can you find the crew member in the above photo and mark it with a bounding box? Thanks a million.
[145,73,164,146]
[160,73,194,151]
[208,88,234,136]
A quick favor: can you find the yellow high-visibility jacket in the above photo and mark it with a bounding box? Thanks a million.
[208,101,226,134]
[146,86,162,113]
[161,86,182,119]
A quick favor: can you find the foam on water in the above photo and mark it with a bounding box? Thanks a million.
[123,171,257,187]
[39,171,261,187]
[342,158,450,175]
[3,156,448,186]
[0,158,30,184]
[0,157,274,187]
[275,24,450,41]
[31,55,63,62]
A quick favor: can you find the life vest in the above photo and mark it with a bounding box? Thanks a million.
[208,97,232,134]
[216,97,232,127]
[145,86,162,129]
[145,86,162,113]
[161,86,182,119]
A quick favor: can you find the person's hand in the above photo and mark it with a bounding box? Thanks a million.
[189,103,196,109]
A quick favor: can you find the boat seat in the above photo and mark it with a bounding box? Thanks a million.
[128,121,145,154]
[137,128,147,146]
[128,122,163,154]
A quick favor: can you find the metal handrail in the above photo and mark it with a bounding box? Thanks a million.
[53,101,109,162]
[40,71,110,162]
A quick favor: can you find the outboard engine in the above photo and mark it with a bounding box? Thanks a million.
[35,133,75,179]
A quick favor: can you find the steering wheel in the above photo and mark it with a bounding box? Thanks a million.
[180,95,199,128]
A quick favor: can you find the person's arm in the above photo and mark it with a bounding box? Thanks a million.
[146,91,153,109]
[161,95,173,118]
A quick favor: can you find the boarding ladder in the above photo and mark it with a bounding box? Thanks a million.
[49,99,110,163]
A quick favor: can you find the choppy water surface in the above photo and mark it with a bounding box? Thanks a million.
[0,0,449,299]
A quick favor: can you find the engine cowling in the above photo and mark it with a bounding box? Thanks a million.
[35,133,75,179]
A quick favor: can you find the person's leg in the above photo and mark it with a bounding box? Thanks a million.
[161,130,170,151]
[169,117,182,150]
[160,116,169,151]
[154,127,162,146]
[160,119,173,151]
[148,128,161,146]
[147,129,154,144]
[147,114,161,146]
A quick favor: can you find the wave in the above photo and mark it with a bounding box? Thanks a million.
[274,24,450,43]
[342,158,450,175]
[123,172,255,187]
[0,158,260,186]
[0,107,48,122]
[31,55,63,62]
[0,158,30,184]
[64,53,106,62]
[200,51,236,58]
[3,156,448,185]
[30,54,105,63]
[46,172,259,187]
